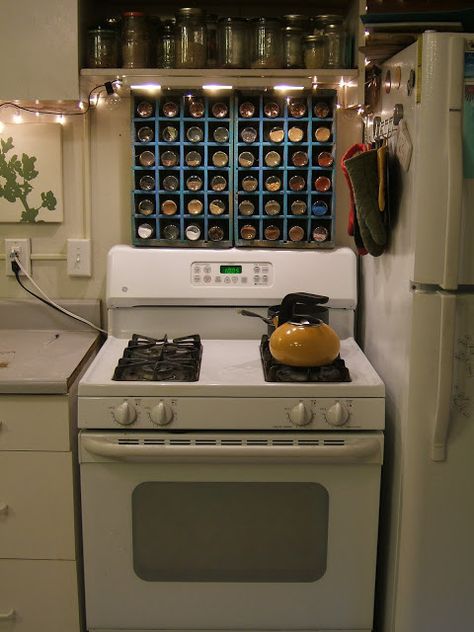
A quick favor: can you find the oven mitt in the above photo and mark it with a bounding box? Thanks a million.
[340,143,369,255]
[344,149,387,257]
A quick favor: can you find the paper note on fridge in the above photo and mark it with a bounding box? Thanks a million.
[396,119,413,171]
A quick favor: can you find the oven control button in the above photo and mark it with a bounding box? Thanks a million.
[150,402,174,426]
[112,401,137,426]
[326,402,350,426]
[288,402,313,426]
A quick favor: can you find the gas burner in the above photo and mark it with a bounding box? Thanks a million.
[112,334,202,381]
[260,336,351,383]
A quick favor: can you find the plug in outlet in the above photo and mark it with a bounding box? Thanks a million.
[5,238,31,276]
[67,239,92,277]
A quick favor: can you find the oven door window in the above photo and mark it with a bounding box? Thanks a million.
[132,482,328,582]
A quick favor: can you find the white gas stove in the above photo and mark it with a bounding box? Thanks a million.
[78,245,385,632]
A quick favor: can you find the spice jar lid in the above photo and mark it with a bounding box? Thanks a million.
[177,7,204,16]
[123,11,145,17]
[283,25,304,33]
[161,199,178,215]
[185,224,202,240]
[137,223,154,239]
[239,200,255,216]
[209,199,226,215]
[187,199,204,215]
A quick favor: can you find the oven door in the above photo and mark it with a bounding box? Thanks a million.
[79,431,383,632]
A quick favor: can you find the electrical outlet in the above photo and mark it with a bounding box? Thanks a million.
[5,238,31,276]
[67,239,92,277]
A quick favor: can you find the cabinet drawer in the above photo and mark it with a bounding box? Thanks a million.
[0,559,81,632]
[0,452,76,560]
[0,396,72,451]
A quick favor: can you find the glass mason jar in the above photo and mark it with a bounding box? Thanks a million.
[250,18,283,69]
[87,27,119,68]
[157,20,176,69]
[122,12,150,68]
[217,17,249,69]
[175,7,207,69]
[324,21,347,68]
[303,33,326,69]
[206,14,218,68]
[283,26,304,69]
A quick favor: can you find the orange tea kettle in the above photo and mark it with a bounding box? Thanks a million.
[241,293,340,367]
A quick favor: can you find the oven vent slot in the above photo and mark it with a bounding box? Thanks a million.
[297,440,320,446]
[272,439,294,446]
[169,439,192,445]
[246,439,269,446]
[323,439,346,446]
[143,439,166,445]
[118,439,140,445]
[194,439,218,446]
[221,439,242,446]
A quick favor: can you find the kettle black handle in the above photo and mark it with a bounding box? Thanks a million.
[278,293,329,326]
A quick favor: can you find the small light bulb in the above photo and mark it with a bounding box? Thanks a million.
[56,114,65,125]
[13,112,23,124]
[78,100,86,111]
[35,111,40,118]
[365,30,370,38]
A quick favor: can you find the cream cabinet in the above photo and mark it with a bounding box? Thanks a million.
[0,395,83,632]
[0,0,80,100]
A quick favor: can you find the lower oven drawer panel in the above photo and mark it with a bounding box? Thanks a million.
[80,434,382,631]
[0,559,81,632]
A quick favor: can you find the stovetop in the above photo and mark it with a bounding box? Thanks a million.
[78,336,384,399]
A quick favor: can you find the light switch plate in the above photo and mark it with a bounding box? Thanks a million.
[5,238,31,276]
[67,239,92,277]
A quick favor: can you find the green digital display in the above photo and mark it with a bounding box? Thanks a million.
[220,265,242,274]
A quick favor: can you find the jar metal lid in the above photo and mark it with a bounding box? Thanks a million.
[268,127,285,143]
[139,150,155,166]
[185,150,202,166]
[242,176,258,192]
[264,150,281,167]
[290,199,307,215]
[289,174,306,191]
[161,150,178,166]
[239,200,255,216]
[139,175,155,190]
[123,11,145,17]
[211,102,229,118]
[187,126,204,142]
[288,225,305,241]
[314,175,331,191]
[212,151,229,167]
[211,175,227,191]
[303,34,325,42]
[241,127,258,143]
[264,225,281,240]
[239,102,256,118]
[208,225,225,241]
[163,224,180,240]
[288,126,304,142]
[265,175,282,192]
[283,25,304,33]
[177,7,204,16]
[213,126,229,143]
[162,175,179,191]
[137,126,154,142]
[265,199,281,215]
[186,175,203,191]
[238,151,255,167]
[313,225,329,242]
[241,224,257,240]
[138,198,155,215]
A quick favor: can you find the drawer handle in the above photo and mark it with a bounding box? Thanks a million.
[0,503,9,515]
[0,609,15,620]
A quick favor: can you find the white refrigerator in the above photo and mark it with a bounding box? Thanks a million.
[359,32,474,632]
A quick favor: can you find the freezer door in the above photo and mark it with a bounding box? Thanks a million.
[411,32,474,288]
[389,290,474,632]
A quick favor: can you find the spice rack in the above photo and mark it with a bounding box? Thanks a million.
[132,91,234,248]
[234,89,336,248]
[131,88,336,249]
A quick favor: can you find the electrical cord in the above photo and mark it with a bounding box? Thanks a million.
[11,254,108,335]
[0,81,118,117]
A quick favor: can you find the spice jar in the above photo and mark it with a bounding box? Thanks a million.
[250,17,283,69]
[283,26,304,69]
[324,21,346,68]
[212,151,229,167]
[137,126,154,142]
[238,151,255,167]
[162,223,180,240]
[312,225,329,242]
[138,150,155,167]
[288,99,306,118]
[138,198,155,215]
[290,199,307,215]
[208,225,225,241]
[210,175,227,192]
[187,199,203,215]
[264,224,281,240]
[209,199,226,215]
[162,126,178,142]
[136,101,154,118]
[239,101,256,118]
[264,199,281,216]
[137,223,154,239]
[211,102,229,118]
[288,225,305,241]
[289,174,306,191]
[241,224,257,240]
[303,33,326,69]
[185,224,202,240]
[206,14,218,68]
[242,176,258,192]
[161,150,178,167]
[87,27,119,68]
[291,150,309,167]
[315,126,332,142]
[314,101,331,118]
[317,151,334,167]
[239,200,255,216]
[268,127,284,143]
[186,126,204,143]
[185,150,202,167]
[189,98,205,118]
[163,101,179,117]
[314,176,331,192]
[175,7,207,69]
[265,175,282,192]
[186,174,203,191]
[122,12,150,68]
[217,17,249,69]
[312,200,329,216]
[157,20,176,69]
[264,101,280,118]
[213,126,229,143]
[264,150,281,167]
[161,199,178,215]
[288,126,304,143]
[162,175,179,191]
[139,174,155,191]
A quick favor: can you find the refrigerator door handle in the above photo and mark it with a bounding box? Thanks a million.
[432,293,457,461]
[442,36,465,290]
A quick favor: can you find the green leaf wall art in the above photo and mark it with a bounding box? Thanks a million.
[0,123,63,223]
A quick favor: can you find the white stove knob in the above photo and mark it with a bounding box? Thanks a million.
[326,402,349,426]
[288,402,313,426]
[112,401,137,426]
[150,402,174,426]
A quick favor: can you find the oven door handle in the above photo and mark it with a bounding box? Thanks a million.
[81,436,383,465]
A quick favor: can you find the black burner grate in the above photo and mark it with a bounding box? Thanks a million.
[260,335,351,383]
[113,334,202,381]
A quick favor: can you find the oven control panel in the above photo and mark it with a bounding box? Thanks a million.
[191,262,273,287]
[79,397,385,430]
